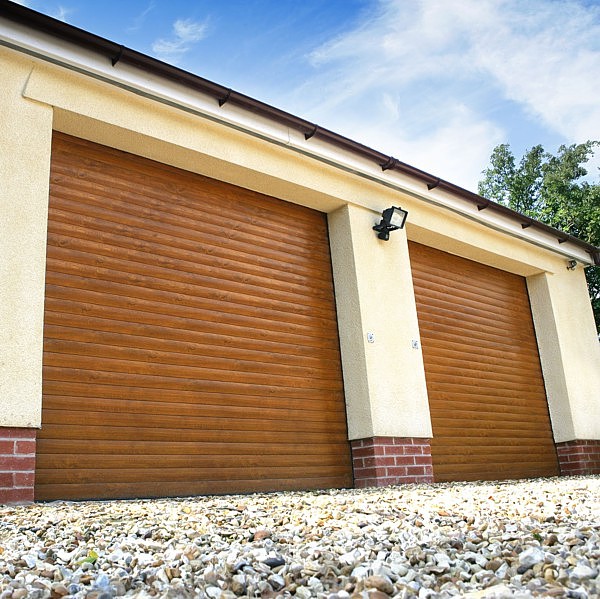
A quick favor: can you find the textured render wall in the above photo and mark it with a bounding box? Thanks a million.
[327,206,373,439]
[1,44,599,447]
[0,51,53,428]
[527,269,600,442]
[328,204,432,440]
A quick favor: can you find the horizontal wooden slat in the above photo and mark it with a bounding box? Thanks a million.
[413,303,539,345]
[37,464,351,485]
[424,380,547,401]
[43,366,344,401]
[35,475,353,502]
[38,132,351,500]
[38,424,349,445]
[428,435,556,447]
[413,336,545,369]
[431,455,558,471]
[48,218,333,288]
[44,296,338,351]
[44,267,336,328]
[50,135,326,229]
[429,419,553,434]
[432,463,558,482]
[430,406,557,423]
[42,381,343,411]
[416,310,537,339]
[40,408,348,434]
[410,268,535,310]
[44,312,337,361]
[422,365,546,389]
[43,352,344,391]
[409,241,558,482]
[432,443,557,457]
[46,245,336,313]
[49,148,331,253]
[49,180,332,272]
[411,278,535,323]
[35,452,346,471]
[36,439,348,456]
[44,277,337,340]
[48,206,332,284]
[43,324,340,371]
[429,397,552,413]
[43,337,340,382]
[46,225,335,304]
[42,395,344,422]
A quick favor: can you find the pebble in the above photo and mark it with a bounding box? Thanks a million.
[0,477,598,598]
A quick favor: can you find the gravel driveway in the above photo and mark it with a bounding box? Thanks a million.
[1,476,598,599]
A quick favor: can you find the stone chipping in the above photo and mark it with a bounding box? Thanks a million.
[0,476,598,599]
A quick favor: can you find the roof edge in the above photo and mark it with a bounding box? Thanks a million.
[1,0,599,266]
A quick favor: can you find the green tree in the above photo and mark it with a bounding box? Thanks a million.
[478,141,600,333]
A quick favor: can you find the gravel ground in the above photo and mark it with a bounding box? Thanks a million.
[0,476,598,599]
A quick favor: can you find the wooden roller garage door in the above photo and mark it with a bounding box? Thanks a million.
[409,242,559,481]
[37,132,352,500]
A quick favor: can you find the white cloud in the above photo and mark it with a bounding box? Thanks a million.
[152,18,208,64]
[460,0,600,143]
[283,0,600,191]
[52,5,73,22]
[128,1,156,33]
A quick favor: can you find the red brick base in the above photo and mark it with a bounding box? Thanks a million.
[0,427,36,504]
[351,437,434,488]
[556,440,600,476]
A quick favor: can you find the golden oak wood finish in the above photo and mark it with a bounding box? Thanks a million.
[409,242,559,481]
[37,133,352,500]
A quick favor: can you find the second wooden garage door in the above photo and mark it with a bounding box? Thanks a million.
[37,133,352,500]
[409,242,559,481]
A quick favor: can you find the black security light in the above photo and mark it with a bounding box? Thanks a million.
[373,206,408,241]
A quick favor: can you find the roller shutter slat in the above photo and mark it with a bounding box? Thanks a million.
[37,439,348,456]
[42,382,344,413]
[43,325,341,371]
[37,464,351,485]
[36,476,352,502]
[47,219,333,288]
[38,424,347,445]
[48,207,332,283]
[45,310,339,359]
[43,396,346,420]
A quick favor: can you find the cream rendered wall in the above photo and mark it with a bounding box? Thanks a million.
[0,43,599,444]
[0,51,53,427]
[328,205,432,440]
[528,268,600,442]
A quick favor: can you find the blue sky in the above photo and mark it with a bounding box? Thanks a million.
[14,0,600,192]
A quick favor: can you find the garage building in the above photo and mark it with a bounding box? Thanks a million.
[1,3,599,503]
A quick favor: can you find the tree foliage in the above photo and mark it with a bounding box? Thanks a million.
[478,141,600,333]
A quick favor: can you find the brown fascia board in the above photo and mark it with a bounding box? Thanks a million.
[2,0,599,265]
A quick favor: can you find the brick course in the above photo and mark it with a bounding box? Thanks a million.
[0,427,36,504]
[556,440,600,476]
[351,437,434,487]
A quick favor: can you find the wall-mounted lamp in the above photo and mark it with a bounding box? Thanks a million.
[373,206,408,241]
[567,259,577,270]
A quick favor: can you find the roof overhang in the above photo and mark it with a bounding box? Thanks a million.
[1,0,598,266]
